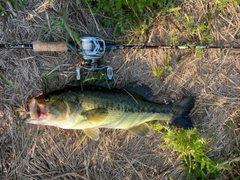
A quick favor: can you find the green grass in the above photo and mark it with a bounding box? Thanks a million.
[153,67,164,77]
[152,53,172,79]
[173,0,239,45]
[42,2,84,55]
[151,123,231,179]
[173,11,213,44]
[0,71,16,89]
[153,65,173,79]
[43,73,62,93]
[216,0,240,10]
[0,0,30,17]
[7,0,29,10]
[0,3,7,17]
[84,0,180,39]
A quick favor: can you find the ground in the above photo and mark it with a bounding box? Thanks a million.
[0,1,239,179]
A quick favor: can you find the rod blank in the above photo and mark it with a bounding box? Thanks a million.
[0,42,240,52]
[0,44,33,49]
[105,44,240,51]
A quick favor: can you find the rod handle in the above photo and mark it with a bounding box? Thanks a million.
[32,41,67,52]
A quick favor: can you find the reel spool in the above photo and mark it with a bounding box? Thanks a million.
[78,36,106,60]
[76,36,113,80]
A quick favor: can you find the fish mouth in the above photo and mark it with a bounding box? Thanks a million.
[29,98,48,120]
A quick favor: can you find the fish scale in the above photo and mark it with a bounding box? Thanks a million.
[28,85,195,141]
[79,90,171,114]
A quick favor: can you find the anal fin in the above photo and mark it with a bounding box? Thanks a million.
[128,123,151,136]
[83,128,100,141]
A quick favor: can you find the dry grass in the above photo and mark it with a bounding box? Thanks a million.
[0,0,240,179]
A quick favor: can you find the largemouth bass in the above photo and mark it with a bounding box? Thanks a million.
[28,85,194,141]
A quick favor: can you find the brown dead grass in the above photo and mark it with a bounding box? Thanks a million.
[0,0,240,179]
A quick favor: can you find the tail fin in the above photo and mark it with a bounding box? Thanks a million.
[170,97,195,129]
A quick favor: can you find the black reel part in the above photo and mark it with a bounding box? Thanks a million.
[82,59,101,69]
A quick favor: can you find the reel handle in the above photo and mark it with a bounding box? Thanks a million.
[32,41,67,52]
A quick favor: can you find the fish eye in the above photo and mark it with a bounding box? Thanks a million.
[44,95,50,102]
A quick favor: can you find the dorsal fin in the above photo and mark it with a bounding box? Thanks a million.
[123,83,154,101]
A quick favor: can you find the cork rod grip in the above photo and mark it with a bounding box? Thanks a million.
[32,41,67,52]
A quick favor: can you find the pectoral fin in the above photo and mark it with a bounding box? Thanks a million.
[82,108,108,122]
[83,128,100,141]
[128,123,151,136]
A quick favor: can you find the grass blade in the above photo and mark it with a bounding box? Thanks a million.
[168,7,181,13]
[0,71,16,89]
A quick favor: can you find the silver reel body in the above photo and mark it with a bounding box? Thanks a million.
[76,36,113,80]
[78,36,106,60]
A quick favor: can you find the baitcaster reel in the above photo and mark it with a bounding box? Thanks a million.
[75,36,113,81]
[1,34,239,81]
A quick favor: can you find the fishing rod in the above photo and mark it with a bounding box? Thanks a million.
[1,35,240,80]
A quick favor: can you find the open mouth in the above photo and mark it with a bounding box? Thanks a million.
[29,98,48,120]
